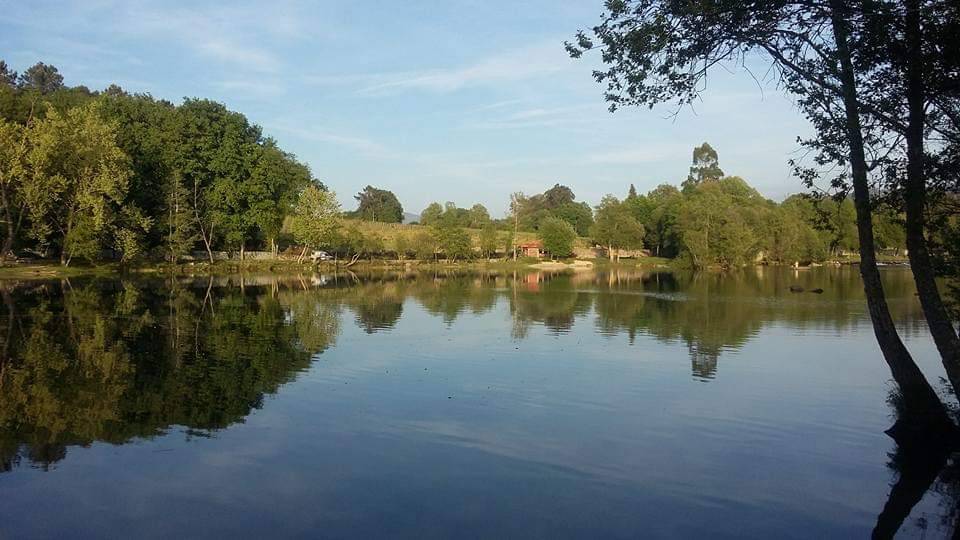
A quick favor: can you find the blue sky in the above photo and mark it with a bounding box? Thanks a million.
[1,0,813,216]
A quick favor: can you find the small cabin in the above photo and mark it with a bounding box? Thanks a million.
[517,241,543,259]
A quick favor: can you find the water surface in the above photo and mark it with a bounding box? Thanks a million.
[0,267,956,538]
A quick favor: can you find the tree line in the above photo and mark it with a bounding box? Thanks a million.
[0,59,923,268]
[0,61,318,265]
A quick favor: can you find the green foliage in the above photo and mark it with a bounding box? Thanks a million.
[21,103,134,264]
[590,195,645,258]
[468,203,491,228]
[289,186,341,253]
[511,184,594,234]
[413,231,437,260]
[683,142,724,191]
[420,201,491,229]
[433,223,473,261]
[17,62,64,94]
[353,185,403,223]
[420,202,443,225]
[393,233,410,260]
[0,61,16,87]
[538,217,577,258]
[479,223,500,258]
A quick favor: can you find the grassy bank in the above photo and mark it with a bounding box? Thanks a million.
[0,255,680,281]
[0,252,908,281]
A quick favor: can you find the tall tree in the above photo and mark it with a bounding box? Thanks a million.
[468,203,491,228]
[866,0,960,390]
[420,202,443,225]
[17,62,64,94]
[590,195,645,261]
[0,61,17,87]
[568,0,954,432]
[21,104,134,264]
[176,99,261,262]
[0,119,27,257]
[289,185,341,262]
[538,217,577,259]
[353,185,403,223]
[684,142,724,190]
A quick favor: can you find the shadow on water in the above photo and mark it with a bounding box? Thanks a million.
[0,266,956,536]
[871,387,960,539]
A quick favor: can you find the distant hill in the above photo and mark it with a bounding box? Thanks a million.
[402,212,420,224]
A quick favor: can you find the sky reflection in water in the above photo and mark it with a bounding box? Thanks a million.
[0,267,955,538]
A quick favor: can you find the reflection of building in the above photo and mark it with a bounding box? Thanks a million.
[517,241,543,258]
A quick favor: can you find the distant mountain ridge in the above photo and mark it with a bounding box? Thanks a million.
[402,212,420,224]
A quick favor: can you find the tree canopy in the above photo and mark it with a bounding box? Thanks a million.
[353,185,403,223]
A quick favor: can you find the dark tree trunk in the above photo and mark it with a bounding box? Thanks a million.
[830,1,953,434]
[901,0,960,397]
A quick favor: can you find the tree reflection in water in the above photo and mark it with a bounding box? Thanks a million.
[0,267,953,535]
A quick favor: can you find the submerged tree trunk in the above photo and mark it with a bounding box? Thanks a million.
[901,0,960,397]
[830,2,953,433]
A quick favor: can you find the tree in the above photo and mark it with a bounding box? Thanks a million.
[0,61,17,87]
[468,203,491,228]
[289,186,341,262]
[393,234,410,261]
[413,231,437,261]
[420,202,443,225]
[684,142,724,190]
[433,223,472,261]
[162,171,196,262]
[21,103,135,265]
[543,184,576,207]
[644,184,682,257]
[591,195,645,261]
[353,185,403,223]
[176,99,262,263]
[17,62,64,94]
[0,119,27,257]
[568,0,954,432]
[509,192,526,260]
[857,1,960,397]
[538,217,576,259]
[479,223,500,258]
[246,140,311,255]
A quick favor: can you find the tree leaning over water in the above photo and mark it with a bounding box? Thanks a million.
[567,0,956,435]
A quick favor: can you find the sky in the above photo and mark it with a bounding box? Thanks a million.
[0,0,815,217]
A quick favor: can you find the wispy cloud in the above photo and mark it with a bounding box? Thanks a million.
[464,103,603,130]
[326,42,571,95]
[213,80,287,98]
[264,122,394,158]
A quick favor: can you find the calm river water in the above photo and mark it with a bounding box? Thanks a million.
[0,266,956,538]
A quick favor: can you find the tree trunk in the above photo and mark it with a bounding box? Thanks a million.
[193,180,214,264]
[901,0,960,397]
[830,1,953,433]
[608,244,614,262]
[239,242,245,262]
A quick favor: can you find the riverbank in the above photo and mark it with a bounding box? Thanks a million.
[0,253,905,281]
